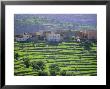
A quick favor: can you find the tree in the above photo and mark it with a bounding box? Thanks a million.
[72,36,75,41]
[31,61,45,71]
[49,64,60,76]
[14,52,19,60]
[23,58,30,68]
[49,70,56,76]
[83,40,92,50]
[32,42,36,48]
[38,70,49,76]
[60,70,66,76]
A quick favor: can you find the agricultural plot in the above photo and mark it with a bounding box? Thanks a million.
[14,41,97,76]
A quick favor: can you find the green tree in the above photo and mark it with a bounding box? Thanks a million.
[49,64,60,76]
[31,61,45,71]
[38,70,49,76]
[83,41,92,50]
[14,52,19,60]
[23,58,30,68]
[60,70,66,76]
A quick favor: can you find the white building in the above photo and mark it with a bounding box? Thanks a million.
[76,36,81,42]
[46,32,61,42]
[15,33,32,42]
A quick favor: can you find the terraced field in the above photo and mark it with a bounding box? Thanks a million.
[14,41,97,76]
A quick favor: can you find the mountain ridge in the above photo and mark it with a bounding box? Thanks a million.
[14,14,97,35]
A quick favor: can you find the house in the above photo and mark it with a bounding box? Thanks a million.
[36,32,42,36]
[74,31,86,39]
[46,32,61,42]
[43,31,51,37]
[86,30,97,40]
[76,36,81,42]
[62,30,75,41]
[27,36,38,42]
[36,31,45,40]
[74,30,97,40]
[15,33,32,42]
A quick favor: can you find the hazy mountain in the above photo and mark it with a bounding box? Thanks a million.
[14,14,97,35]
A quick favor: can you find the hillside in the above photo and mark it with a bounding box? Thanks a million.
[14,14,97,35]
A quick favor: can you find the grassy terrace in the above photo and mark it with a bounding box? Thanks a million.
[14,41,97,76]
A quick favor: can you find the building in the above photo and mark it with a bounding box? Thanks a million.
[43,31,51,37]
[36,32,43,36]
[46,32,61,42]
[75,31,87,39]
[15,33,32,42]
[75,30,97,40]
[27,36,38,42]
[86,30,97,40]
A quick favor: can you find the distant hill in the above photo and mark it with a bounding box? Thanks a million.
[14,14,97,35]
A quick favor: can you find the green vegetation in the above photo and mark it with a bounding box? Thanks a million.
[49,64,60,76]
[31,61,45,71]
[14,41,97,76]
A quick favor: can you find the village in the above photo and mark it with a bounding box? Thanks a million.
[15,29,97,43]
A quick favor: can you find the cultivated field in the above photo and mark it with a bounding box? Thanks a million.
[14,41,97,76]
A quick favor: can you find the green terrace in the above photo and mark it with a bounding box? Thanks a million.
[14,41,97,76]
